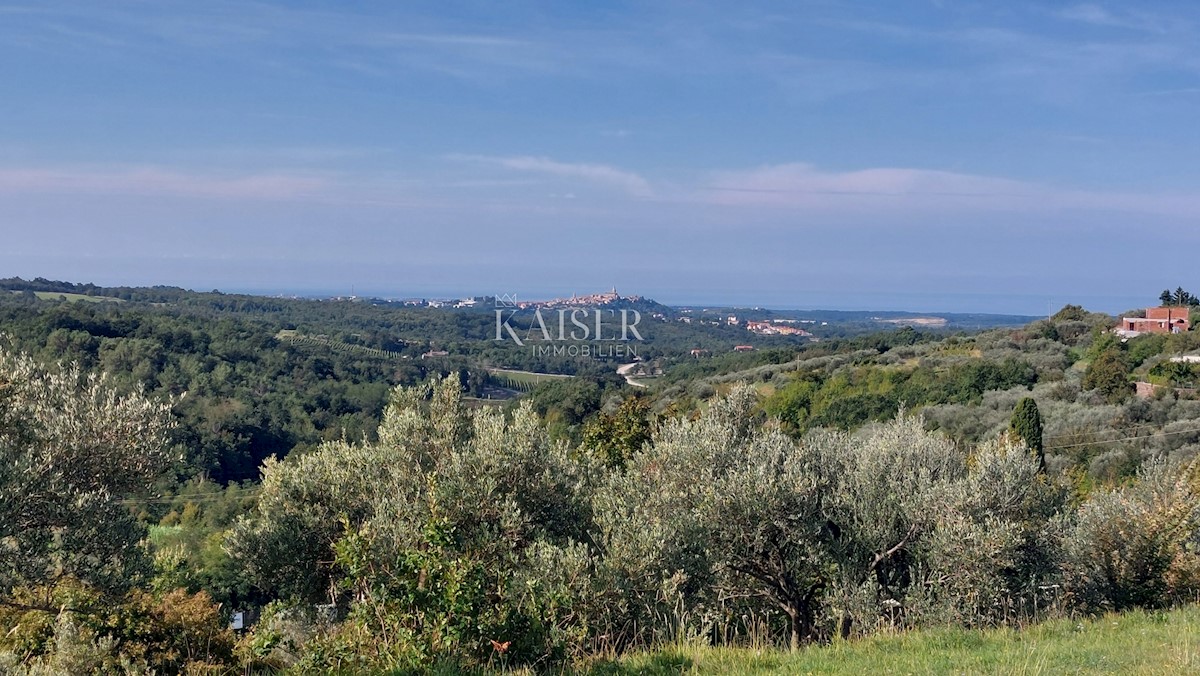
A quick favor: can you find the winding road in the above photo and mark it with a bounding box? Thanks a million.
[617,362,648,388]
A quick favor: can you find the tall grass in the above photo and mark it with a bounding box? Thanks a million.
[579,605,1200,675]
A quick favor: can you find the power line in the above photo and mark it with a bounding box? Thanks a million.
[1044,426,1200,451]
[1044,421,1171,442]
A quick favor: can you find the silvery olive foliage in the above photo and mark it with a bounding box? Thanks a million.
[817,415,1063,636]
[904,437,1065,628]
[597,391,1070,646]
[1060,459,1200,612]
[0,345,175,600]
[817,415,964,636]
[232,379,1200,662]
[229,374,593,598]
[593,385,836,650]
[228,375,597,666]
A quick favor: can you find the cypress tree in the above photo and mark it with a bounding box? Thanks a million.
[1010,397,1045,472]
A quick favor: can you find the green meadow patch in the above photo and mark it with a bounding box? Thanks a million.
[583,607,1200,675]
[10,290,124,303]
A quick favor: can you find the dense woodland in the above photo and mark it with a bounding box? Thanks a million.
[2,279,1200,673]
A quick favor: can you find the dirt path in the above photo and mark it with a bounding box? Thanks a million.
[617,362,648,388]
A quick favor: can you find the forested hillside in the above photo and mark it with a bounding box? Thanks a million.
[2,280,1200,673]
[0,278,1007,481]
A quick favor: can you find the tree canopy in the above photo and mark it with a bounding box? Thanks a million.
[1009,397,1045,471]
[1160,287,1199,307]
[0,345,175,604]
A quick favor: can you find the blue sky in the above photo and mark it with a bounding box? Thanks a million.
[2,1,1198,313]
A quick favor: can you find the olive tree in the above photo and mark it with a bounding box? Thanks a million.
[1060,460,1200,612]
[228,375,595,667]
[597,391,1070,649]
[594,386,837,650]
[821,413,963,636]
[821,414,1065,635]
[699,418,835,649]
[911,437,1064,627]
[0,346,175,606]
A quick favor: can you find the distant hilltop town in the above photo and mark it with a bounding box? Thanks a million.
[333,290,648,312]
[513,288,645,310]
[333,288,647,311]
[722,314,817,337]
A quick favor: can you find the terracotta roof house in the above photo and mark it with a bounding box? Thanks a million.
[1118,306,1192,337]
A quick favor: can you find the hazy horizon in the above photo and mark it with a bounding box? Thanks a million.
[5,270,1147,316]
[3,2,1197,316]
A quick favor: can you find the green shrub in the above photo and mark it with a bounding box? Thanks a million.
[1061,462,1200,612]
[0,581,235,674]
[229,376,596,669]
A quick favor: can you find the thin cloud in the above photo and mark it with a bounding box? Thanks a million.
[827,13,1194,104]
[182,145,392,164]
[448,154,653,197]
[702,162,1200,218]
[706,163,1039,205]
[1056,4,1167,33]
[0,166,328,200]
[0,4,557,80]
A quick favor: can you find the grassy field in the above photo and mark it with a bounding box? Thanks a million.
[487,367,574,382]
[580,607,1200,675]
[487,368,574,392]
[10,290,124,303]
[275,330,406,361]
